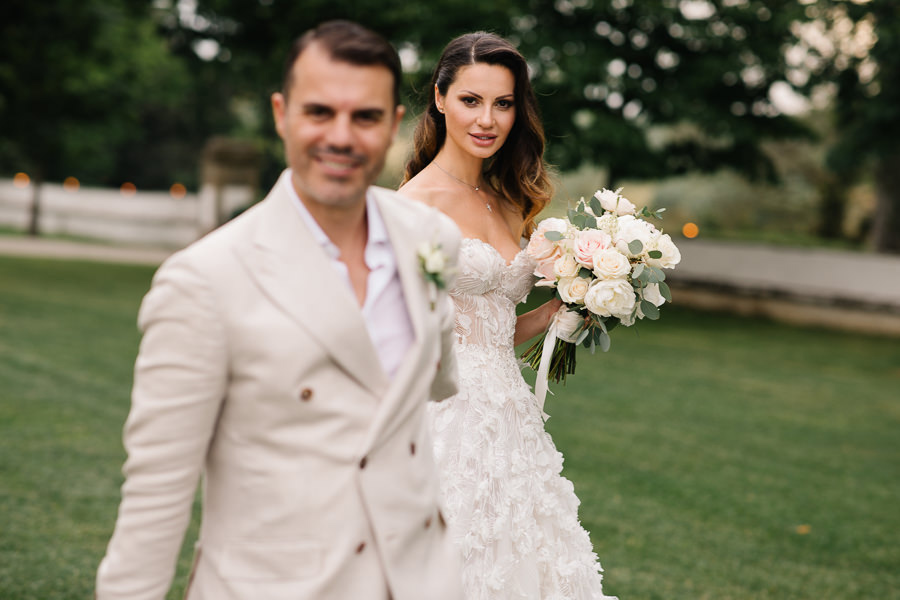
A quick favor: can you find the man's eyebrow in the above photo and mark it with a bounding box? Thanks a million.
[353,108,386,117]
[301,102,333,112]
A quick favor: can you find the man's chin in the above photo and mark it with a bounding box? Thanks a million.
[303,180,370,210]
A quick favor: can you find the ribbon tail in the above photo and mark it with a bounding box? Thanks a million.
[534,316,560,422]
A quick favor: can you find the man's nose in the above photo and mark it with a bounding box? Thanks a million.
[325,114,354,148]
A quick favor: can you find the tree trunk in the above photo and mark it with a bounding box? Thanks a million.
[817,173,847,240]
[871,154,900,253]
[27,173,42,237]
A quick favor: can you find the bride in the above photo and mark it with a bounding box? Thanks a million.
[400,32,617,599]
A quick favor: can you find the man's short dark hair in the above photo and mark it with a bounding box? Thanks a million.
[282,20,402,106]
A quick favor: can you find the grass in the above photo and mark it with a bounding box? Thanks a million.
[1,255,898,599]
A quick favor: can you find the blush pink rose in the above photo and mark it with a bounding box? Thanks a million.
[573,229,612,269]
[534,258,558,287]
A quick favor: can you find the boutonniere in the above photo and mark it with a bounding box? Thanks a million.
[417,242,450,310]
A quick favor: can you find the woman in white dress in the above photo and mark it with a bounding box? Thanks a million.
[399,32,617,600]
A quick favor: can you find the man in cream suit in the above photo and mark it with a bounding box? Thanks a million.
[96,21,463,600]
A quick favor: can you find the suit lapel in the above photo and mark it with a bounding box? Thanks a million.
[356,189,432,449]
[236,175,389,397]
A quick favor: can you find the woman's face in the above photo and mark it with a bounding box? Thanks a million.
[436,62,516,160]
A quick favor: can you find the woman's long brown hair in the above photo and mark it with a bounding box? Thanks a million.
[403,32,553,237]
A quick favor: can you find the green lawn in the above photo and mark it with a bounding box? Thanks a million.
[1,255,898,599]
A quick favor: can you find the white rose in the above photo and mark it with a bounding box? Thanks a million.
[613,215,655,257]
[583,279,636,319]
[591,248,631,280]
[647,233,681,269]
[553,253,580,278]
[557,276,590,304]
[594,188,636,216]
[425,250,446,273]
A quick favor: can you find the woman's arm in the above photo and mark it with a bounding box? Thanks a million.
[513,297,563,346]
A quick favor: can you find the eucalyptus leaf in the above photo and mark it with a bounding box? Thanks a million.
[544,230,563,241]
[599,331,611,352]
[648,250,662,259]
[632,264,645,278]
[568,208,579,222]
[641,299,660,320]
[579,267,593,279]
[651,266,666,282]
[589,196,603,216]
[576,327,591,345]
[659,281,672,302]
[628,240,643,255]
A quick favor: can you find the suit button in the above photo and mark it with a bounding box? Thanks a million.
[359,456,367,469]
[299,388,313,401]
[410,442,416,455]
[356,542,366,554]
[424,516,432,529]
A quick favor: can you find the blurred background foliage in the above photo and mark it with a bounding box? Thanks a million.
[0,0,897,251]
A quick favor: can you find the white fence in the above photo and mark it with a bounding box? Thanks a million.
[0,179,254,248]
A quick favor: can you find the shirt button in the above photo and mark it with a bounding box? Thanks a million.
[359,456,367,469]
[299,388,313,401]
[424,516,432,529]
[356,542,366,554]
[410,442,416,456]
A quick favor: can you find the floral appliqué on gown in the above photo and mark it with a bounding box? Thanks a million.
[428,238,617,599]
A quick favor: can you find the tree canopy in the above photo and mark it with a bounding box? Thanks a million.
[1,0,898,250]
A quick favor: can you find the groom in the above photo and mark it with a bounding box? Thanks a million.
[96,21,463,600]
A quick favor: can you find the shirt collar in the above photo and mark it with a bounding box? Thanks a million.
[283,170,389,261]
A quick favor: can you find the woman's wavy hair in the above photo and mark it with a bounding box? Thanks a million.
[403,32,553,237]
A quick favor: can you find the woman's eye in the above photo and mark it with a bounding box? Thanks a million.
[497,100,514,109]
[462,97,478,106]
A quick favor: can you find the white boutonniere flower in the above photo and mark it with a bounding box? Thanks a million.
[417,242,450,310]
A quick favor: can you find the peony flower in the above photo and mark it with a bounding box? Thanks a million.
[584,278,636,319]
[647,232,681,269]
[594,188,636,216]
[613,215,656,257]
[557,276,590,304]
[591,248,631,280]
[572,229,612,269]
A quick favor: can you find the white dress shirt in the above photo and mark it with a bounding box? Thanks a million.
[284,173,414,379]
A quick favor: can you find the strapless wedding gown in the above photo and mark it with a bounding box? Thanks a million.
[428,238,616,599]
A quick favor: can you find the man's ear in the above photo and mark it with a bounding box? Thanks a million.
[271,92,286,139]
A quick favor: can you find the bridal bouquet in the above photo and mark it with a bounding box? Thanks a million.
[522,188,681,408]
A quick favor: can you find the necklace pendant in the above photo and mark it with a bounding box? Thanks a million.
[486,203,492,213]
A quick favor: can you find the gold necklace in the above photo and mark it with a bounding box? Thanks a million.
[433,161,492,213]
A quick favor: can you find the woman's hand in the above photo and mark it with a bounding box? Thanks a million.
[514,297,563,347]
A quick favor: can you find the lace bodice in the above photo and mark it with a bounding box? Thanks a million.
[450,238,536,353]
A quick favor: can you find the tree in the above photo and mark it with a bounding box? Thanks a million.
[181,0,818,188]
[801,0,900,252]
[0,0,189,234]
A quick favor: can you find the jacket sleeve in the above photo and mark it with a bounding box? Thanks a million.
[96,252,228,599]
